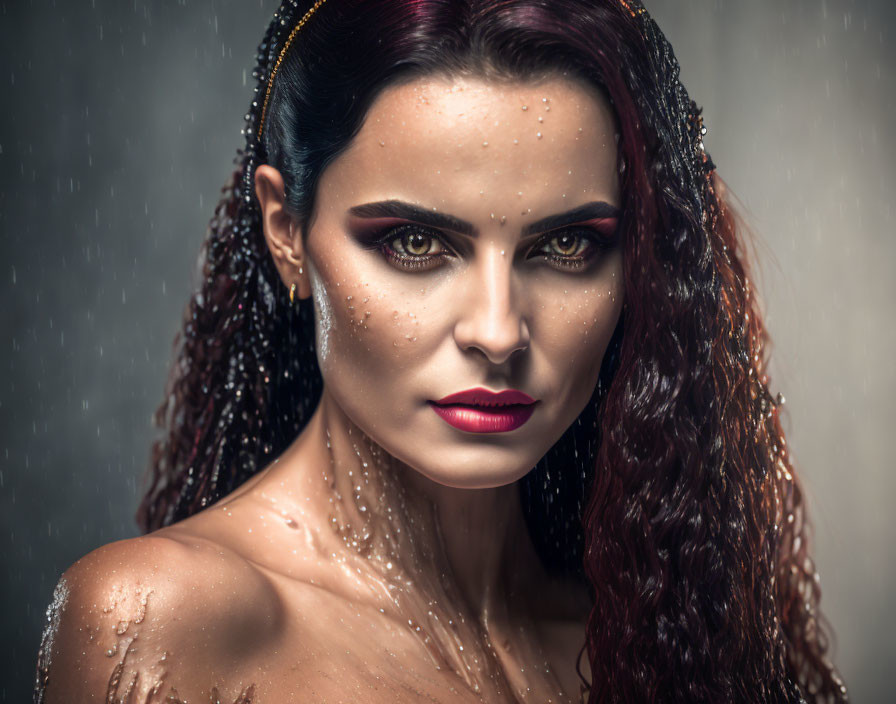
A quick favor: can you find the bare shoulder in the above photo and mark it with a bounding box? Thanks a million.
[38,530,282,703]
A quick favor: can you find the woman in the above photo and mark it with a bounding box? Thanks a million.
[35,0,848,702]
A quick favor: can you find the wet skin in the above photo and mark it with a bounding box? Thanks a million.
[43,74,624,703]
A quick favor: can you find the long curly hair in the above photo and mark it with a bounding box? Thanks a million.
[137,1,848,701]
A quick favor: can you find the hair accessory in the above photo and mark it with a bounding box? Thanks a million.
[258,0,330,140]
[289,282,298,304]
[618,0,647,17]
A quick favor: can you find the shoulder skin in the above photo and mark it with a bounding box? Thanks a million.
[40,531,282,703]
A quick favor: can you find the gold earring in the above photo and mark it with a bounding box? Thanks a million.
[289,282,297,304]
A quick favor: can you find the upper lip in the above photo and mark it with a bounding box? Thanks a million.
[432,387,537,407]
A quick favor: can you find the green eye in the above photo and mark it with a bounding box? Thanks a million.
[376,225,450,271]
[532,228,608,270]
[396,231,442,257]
[546,232,588,257]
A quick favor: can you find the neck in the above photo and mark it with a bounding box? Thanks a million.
[297,388,548,616]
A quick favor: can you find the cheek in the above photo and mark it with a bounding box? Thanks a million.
[536,264,623,395]
[308,258,443,377]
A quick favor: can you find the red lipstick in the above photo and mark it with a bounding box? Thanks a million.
[429,387,537,433]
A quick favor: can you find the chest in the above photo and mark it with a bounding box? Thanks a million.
[241,585,588,703]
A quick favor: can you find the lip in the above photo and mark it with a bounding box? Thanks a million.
[433,387,536,407]
[429,387,537,433]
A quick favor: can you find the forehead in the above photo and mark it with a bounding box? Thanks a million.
[317,74,620,216]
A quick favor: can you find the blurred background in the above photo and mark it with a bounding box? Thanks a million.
[1,0,892,701]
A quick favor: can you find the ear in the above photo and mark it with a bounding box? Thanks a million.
[255,164,311,300]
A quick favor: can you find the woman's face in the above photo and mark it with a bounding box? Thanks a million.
[300,74,623,488]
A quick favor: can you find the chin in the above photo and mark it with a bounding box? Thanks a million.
[399,448,539,490]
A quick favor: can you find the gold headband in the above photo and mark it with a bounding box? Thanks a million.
[257,0,330,141]
[617,0,647,18]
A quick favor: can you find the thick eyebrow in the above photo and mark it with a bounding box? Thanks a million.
[346,200,621,238]
[521,201,621,237]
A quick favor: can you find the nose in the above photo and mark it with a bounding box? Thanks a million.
[453,249,530,365]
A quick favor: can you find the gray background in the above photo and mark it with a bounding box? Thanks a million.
[1,0,892,701]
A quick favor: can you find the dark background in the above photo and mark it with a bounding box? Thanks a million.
[2,1,893,701]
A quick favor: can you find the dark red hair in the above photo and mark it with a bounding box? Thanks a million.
[138,1,848,700]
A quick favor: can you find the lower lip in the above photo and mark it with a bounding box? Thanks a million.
[428,402,536,433]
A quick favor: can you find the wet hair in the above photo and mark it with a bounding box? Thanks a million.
[137,1,848,701]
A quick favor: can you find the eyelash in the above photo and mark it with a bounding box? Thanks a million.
[368,224,614,272]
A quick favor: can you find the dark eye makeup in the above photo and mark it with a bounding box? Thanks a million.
[356,220,619,273]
